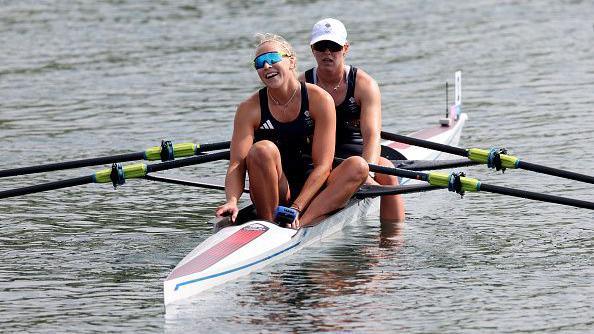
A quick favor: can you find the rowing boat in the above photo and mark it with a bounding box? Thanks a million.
[163,72,467,306]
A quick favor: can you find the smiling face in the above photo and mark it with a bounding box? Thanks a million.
[254,41,296,89]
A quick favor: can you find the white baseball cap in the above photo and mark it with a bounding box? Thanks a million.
[309,18,347,46]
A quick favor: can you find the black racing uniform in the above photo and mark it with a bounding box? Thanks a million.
[254,82,315,199]
[305,66,363,158]
[305,66,404,160]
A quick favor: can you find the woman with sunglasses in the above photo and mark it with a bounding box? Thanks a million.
[299,18,405,223]
[216,33,368,229]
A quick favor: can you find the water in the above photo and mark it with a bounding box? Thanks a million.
[1,1,593,333]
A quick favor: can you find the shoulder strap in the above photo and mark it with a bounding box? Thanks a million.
[300,81,309,112]
[304,68,316,84]
[258,87,271,127]
[346,66,357,99]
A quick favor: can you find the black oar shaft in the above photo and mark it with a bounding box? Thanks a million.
[0,175,95,199]
[197,141,231,152]
[0,153,144,178]
[391,159,480,171]
[144,174,249,193]
[0,141,231,178]
[517,161,594,184]
[480,183,594,210]
[146,150,230,173]
[368,163,429,181]
[380,131,468,157]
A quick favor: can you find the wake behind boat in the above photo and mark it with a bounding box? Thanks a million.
[163,72,467,306]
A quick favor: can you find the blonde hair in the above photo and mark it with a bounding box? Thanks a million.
[254,33,297,76]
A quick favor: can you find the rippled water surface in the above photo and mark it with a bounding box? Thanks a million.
[1,1,593,333]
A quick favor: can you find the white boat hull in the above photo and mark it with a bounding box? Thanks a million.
[164,197,373,305]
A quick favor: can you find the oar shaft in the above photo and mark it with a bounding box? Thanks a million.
[197,141,231,152]
[380,131,468,157]
[368,163,429,181]
[0,153,144,178]
[0,175,95,199]
[144,174,249,193]
[479,183,594,210]
[391,159,480,171]
[146,151,230,173]
[0,141,231,178]
[354,184,440,198]
[517,161,594,185]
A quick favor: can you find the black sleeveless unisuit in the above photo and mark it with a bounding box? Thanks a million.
[254,82,314,196]
[305,66,362,144]
[305,66,406,160]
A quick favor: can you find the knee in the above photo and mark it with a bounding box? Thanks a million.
[376,157,399,185]
[247,140,278,167]
[343,156,369,182]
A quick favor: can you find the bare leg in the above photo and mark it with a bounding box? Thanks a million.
[246,140,290,221]
[300,156,369,226]
[375,156,405,223]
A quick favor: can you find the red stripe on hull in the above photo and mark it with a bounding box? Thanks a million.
[167,223,269,280]
[387,120,458,150]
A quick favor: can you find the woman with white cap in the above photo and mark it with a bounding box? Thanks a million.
[299,18,405,222]
[216,33,369,229]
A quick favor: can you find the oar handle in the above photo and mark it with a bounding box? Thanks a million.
[354,184,440,198]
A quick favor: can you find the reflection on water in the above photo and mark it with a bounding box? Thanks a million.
[2,1,594,333]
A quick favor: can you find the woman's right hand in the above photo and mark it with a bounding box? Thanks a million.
[216,202,239,223]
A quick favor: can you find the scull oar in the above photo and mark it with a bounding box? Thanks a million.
[0,140,230,178]
[380,130,594,184]
[366,162,594,210]
[0,150,230,199]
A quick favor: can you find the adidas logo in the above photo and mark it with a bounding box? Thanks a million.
[259,119,274,130]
